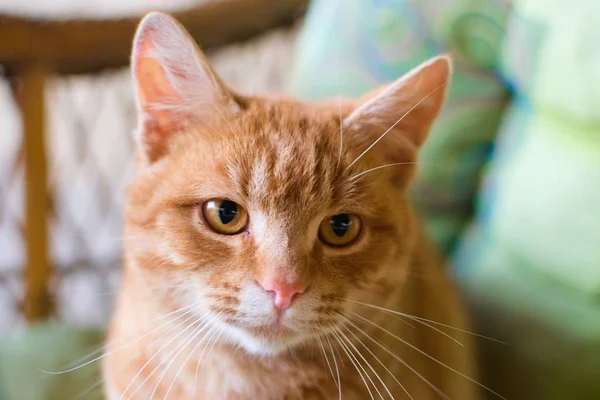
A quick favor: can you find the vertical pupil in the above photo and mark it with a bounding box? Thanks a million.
[330,214,351,237]
[218,200,237,224]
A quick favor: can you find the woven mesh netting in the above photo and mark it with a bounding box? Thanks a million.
[0,75,27,331]
[0,70,136,331]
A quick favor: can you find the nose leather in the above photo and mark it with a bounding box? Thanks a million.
[259,278,306,310]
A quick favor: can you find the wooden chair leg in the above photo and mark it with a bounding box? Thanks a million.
[11,62,52,322]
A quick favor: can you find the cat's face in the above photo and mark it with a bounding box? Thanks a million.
[125,12,450,355]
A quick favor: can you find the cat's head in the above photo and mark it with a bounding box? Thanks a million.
[124,12,450,355]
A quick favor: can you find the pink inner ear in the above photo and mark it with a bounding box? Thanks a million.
[131,12,241,162]
[131,13,207,161]
[134,32,189,130]
[134,51,188,160]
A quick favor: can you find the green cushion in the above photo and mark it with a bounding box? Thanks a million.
[453,0,600,397]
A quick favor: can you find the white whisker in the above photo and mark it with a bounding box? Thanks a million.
[213,104,238,137]
[148,316,216,400]
[350,312,507,399]
[193,317,223,396]
[192,326,223,398]
[348,162,416,182]
[325,333,342,400]
[342,324,412,400]
[120,313,208,399]
[387,310,462,346]
[338,101,344,162]
[346,83,447,170]
[70,375,105,400]
[337,328,393,399]
[345,298,505,344]
[331,328,376,400]
[163,313,221,399]
[340,314,451,400]
[68,305,204,400]
[44,302,201,375]
[326,26,344,163]
[62,301,197,368]
[315,332,339,393]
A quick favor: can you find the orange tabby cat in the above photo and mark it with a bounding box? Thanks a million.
[103,12,480,400]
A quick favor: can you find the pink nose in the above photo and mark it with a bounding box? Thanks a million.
[259,278,306,311]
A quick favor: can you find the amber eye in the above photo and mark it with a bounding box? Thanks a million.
[319,214,362,247]
[202,199,248,235]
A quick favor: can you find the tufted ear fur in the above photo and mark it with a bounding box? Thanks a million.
[343,56,451,165]
[131,12,239,162]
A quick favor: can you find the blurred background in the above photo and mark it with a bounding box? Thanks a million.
[0,0,599,399]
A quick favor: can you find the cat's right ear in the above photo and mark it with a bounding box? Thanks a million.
[131,12,239,162]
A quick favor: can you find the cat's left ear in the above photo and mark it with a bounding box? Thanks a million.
[344,56,451,154]
[131,12,239,162]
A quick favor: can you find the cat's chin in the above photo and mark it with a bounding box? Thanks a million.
[218,322,307,356]
[240,336,299,356]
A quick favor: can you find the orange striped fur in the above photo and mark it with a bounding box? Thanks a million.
[103,12,479,400]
